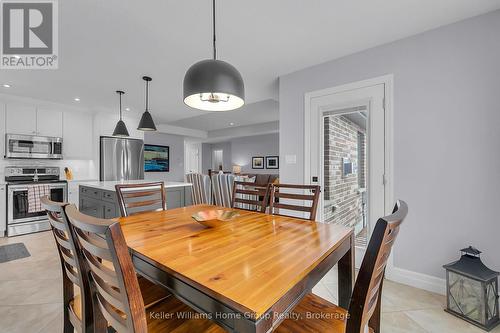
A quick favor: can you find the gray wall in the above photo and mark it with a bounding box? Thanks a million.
[279,10,500,279]
[202,143,212,174]
[212,142,232,171]
[144,132,185,182]
[201,142,232,173]
[201,133,280,174]
[231,133,279,174]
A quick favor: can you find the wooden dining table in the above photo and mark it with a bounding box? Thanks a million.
[117,204,354,333]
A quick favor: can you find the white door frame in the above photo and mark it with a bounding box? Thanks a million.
[304,74,394,271]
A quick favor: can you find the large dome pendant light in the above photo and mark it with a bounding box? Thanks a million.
[137,76,157,131]
[183,0,244,111]
[112,90,130,137]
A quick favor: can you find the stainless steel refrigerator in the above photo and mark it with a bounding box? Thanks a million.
[100,136,144,181]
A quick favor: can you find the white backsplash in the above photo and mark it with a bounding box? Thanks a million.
[0,159,97,182]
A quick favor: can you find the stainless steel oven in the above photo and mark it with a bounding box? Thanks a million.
[5,167,67,236]
[5,134,63,159]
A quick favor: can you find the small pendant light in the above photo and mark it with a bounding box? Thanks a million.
[183,0,244,111]
[112,90,130,137]
[137,76,157,131]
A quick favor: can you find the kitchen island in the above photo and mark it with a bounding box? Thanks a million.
[78,180,192,219]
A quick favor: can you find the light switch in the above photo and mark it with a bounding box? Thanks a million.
[285,155,297,164]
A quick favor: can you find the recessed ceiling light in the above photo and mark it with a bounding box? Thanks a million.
[229,122,235,126]
[125,107,130,111]
[2,84,11,88]
[74,97,80,102]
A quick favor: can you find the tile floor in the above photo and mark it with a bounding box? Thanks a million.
[1,231,498,333]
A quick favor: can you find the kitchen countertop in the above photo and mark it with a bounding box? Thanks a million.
[79,180,192,192]
[66,179,99,183]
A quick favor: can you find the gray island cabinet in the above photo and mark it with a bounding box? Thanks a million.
[79,181,192,219]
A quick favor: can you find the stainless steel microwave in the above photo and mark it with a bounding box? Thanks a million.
[5,134,63,159]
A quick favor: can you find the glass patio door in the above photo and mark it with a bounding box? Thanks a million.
[322,108,369,246]
[307,82,387,265]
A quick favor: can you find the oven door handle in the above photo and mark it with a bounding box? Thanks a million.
[8,184,67,191]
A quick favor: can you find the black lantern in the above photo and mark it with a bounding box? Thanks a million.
[443,246,499,331]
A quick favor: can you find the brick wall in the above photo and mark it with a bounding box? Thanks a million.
[323,115,366,227]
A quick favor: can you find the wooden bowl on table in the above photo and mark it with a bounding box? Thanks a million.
[192,209,239,228]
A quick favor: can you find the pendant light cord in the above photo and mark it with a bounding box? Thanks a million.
[213,0,216,60]
[117,91,124,120]
[145,80,149,111]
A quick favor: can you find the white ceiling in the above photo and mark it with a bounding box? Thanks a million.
[2,0,500,130]
[168,99,278,131]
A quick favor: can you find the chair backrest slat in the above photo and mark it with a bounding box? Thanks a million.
[346,200,408,333]
[85,253,120,288]
[53,232,73,250]
[42,196,93,333]
[75,229,113,262]
[92,273,127,312]
[125,198,163,209]
[59,247,77,267]
[64,264,81,286]
[269,184,320,221]
[271,202,312,213]
[234,198,263,206]
[96,292,129,332]
[273,192,316,201]
[115,182,166,217]
[121,190,160,198]
[64,204,148,333]
[231,181,270,213]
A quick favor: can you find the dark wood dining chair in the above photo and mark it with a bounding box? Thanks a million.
[115,182,166,217]
[269,183,321,221]
[42,196,95,333]
[276,200,408,333]
[43,196,170,332]
[63,204,225,333]
[231,181,270,213]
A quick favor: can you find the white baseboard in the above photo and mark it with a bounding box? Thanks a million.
[385,266,446,295]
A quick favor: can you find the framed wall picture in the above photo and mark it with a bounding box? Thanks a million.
[252,156,264,169]
[144,144,169,172]
[266,156,279,169]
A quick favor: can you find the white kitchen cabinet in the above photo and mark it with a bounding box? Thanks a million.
[5,103,64,137]
[0,103,5,157]
[63,111,93,159]
[36,108,63,137]
[5,102,37,135]
[0,184,6,237]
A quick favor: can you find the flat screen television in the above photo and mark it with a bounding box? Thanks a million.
[144,144,169,172]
